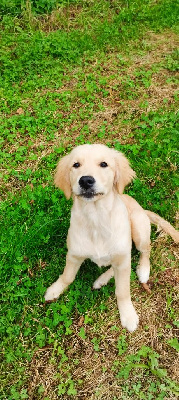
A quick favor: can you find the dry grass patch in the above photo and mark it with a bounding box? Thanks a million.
[132,31,179,66]
[28,348,58,400]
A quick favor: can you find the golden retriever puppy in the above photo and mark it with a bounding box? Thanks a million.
[45,144,179,332]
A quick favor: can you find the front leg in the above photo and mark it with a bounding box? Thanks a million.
[45,254,84,301]
[112,254,139,332]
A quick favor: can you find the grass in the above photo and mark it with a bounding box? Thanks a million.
[0,0,179,399]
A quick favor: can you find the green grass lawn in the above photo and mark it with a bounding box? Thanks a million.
[0,1,179,399]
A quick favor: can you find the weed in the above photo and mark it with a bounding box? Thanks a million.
[117,334,128,355]
[167,338,179,352]
[118,346,179,398]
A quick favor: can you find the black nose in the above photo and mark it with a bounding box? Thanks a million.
[79,176,95,190]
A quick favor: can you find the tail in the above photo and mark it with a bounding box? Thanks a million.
[145,210,179,244]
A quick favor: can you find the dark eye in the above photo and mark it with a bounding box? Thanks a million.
[73,162,81,168]
[100,161,108,168]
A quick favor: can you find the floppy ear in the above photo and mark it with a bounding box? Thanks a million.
[54,154,72,199]
[114,151,136,194]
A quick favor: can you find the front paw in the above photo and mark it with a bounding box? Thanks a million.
[44,278,67,301]
[93,277,106,289]
[120,305,139,332]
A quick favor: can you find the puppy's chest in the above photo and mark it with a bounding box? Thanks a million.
[83,205,112,239]
[68,204,129,265]
[80,213,114,265]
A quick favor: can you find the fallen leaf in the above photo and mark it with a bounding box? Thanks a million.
[141,282,152,294]
[78,316,84,326]
[16,107,24,115]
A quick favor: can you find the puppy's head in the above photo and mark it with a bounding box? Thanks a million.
[54,144,135,200]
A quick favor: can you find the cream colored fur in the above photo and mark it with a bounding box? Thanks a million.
[45,144,179,332]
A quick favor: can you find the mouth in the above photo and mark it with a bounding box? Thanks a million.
[79,191,103,199]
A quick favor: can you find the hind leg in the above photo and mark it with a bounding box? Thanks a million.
[93,210,151,287]
[131,210,151,283]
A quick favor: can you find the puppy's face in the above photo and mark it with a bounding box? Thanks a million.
[69,145,115,201]
[54,144,135,200]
